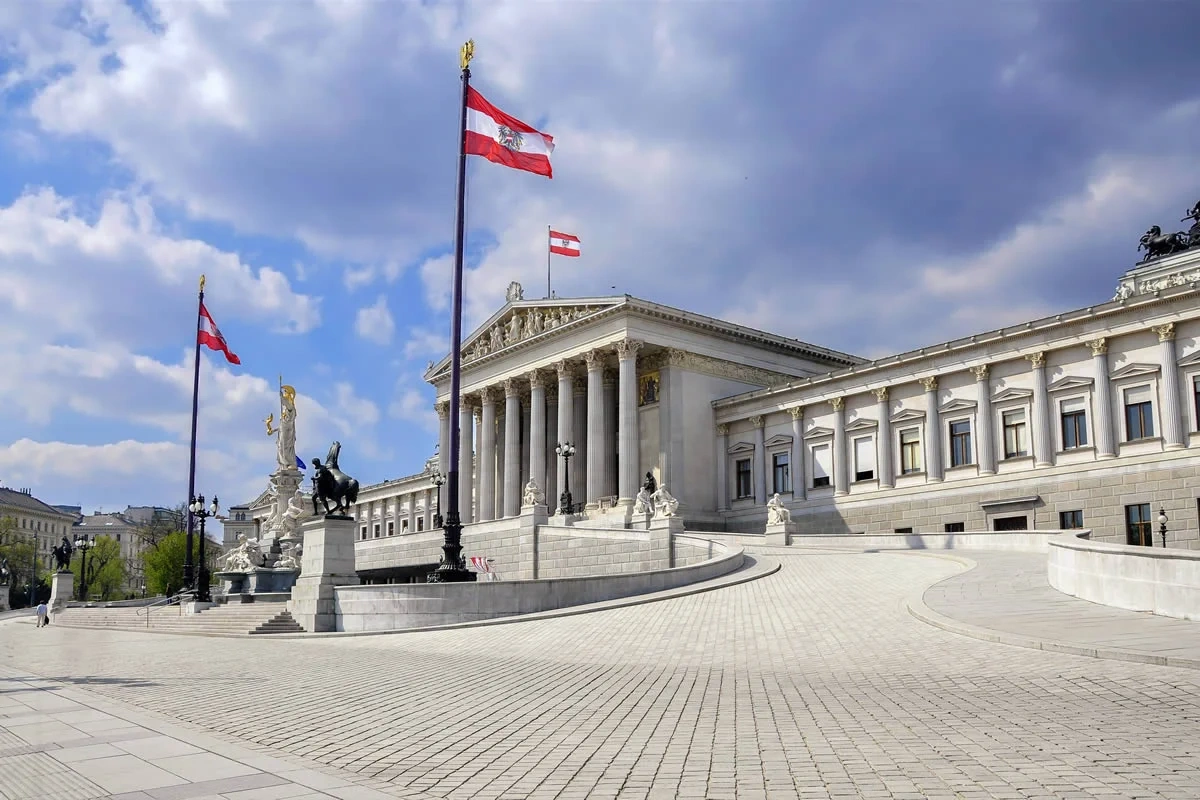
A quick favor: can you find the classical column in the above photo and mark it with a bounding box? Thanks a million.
[520,397,531,494]
[423,488,433,531]
[494,409,505,517]
[457,398,474,524]
[555,361,574,513]
[716,423,729,511]
[751,416,766,504]
[972,365,995,475]
[478,388,497,521]
[603,370,618,496]
[1089,338,1116,459]
[436,402,450,477]
[573,381,588,502]
[920,377,943,482]
[1157,323,1185,449]
[528,370,546,493]
[406,492,416,534]
[616,338,643,501]
[545,386,559,506]
[873,389,893,488]
[832,397,848,496]
[789,406,806,500]
[585,349,607,505]
[1028,352,1053,467]
[473,407,483,520]
[504,378,521,517]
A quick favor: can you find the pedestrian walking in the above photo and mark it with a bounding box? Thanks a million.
[35,602,48,628]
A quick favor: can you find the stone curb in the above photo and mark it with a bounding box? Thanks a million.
[899,550,1200,672]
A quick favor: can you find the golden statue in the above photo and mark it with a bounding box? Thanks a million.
[461,39,475,71]
[265,413,277,437]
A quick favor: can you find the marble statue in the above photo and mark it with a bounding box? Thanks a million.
[275,540,302,571]
[529,309,544,334]
[506,281,524,302]
[651,484,679,518]
[489,324,505,351]
[766,493,792,525]
[221,533,263,572]
[265,384,299,471]
[506,313,524,341]
[522,478,545,507]
[633,486,653,515]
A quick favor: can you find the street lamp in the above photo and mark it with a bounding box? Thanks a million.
[431,470,445,529]
[1158,507,1169,548]
[73,533,93,601]
[556,441,577,515]
[189,495,219,603]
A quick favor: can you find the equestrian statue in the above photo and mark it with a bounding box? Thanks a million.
[1137,198,1200,263]
[51,536,73,573]
[311,440,360,517]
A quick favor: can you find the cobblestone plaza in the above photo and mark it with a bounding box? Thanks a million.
[3,546,1200,800]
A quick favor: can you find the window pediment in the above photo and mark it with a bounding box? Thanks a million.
[764,434,793,448]
[992,387,1033,403]
[844,418,879,433]
[939,399,977,414]
[890,408,925,424]
[804,425,834,440]
[728,441,756,455]
[1047,375,1094,393]
[1178,350,1200,368]
[1109,363,1161,381]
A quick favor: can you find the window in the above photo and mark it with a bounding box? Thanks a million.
[949,420,972,468]
[360,526,367,540]
[812,444,832,488]
[1195,376,1200,431]
[1002,409,1028,458]
[373,523,380,539]
[944,522,965,533]
[1124,385,1155,440]
[387,521,395,536]
[993,516,1027,531]
[894,527,913,534]
[853,436,875,481]
[417,517,424,532]
[900,428,921,474]
[401,519,409,533]
[772,452,791,494]
[735,459,752,498]
[1059,510,1084,529]
[1060,398,1088,450]
[115,534,121,542]
[1125,503,1152,547]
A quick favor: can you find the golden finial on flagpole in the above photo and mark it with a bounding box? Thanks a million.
[460,40,475,71]
[199,274,206,292]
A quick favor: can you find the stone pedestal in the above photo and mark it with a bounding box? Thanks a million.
[765,521,797,546]
[48,571,73,614]
[648,515,683,569]
[289,515,359,633]
[519,503,549,579]
[260,466,306,558]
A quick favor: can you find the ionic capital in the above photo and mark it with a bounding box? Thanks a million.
[969,364,989,381]
[830,396,845,411]
[615,338,644,360]
[788,405,805,421]
[871,387,889,402]
[1026,351,1046,369]
[749,415,764,429]
[1087,337,1108,356]
[919,376,938,392]
[1156,322,1176,342]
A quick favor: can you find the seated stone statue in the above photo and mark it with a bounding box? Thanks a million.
[275,541,302,571]
[220,533,263,573]
[522,478,546,507]
[650,484,679,518]
[633,486,653,515]
[766,493,792,525]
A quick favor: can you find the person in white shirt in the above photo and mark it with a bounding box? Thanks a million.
[35,602,48,628]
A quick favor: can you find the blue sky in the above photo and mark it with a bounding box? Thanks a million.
[1,0,1199,524]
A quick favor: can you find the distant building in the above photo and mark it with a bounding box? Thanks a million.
[0,487,78,572]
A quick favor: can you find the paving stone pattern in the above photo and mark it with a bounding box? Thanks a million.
[3,548,1200,799]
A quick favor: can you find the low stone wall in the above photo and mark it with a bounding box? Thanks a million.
[787,530,1064,553]
[674,534,728,566]
[1048,531,1200,621]
[335,537,743,632]
[536,527,669,578]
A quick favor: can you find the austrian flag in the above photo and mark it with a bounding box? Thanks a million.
[549,230,580,257]
[465,87,554,178]
[198,302,241,365]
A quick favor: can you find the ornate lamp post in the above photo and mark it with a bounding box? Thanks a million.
[431,470,445,529]
[189,495,219,603]
[73,534,93,601]
[1158,507,1169,548]
[556,441,577,515]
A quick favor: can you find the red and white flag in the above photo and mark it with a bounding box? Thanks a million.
[198,302,241,365]
[549,230,580,257]
[465,87,554,178]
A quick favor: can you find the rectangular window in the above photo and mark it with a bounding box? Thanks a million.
[360,526,367,540]
[387,521,394,536]
[900,428,921,474]
[772,452,791,494]
[894,527,913,534]
[417,517,424,531]
[373,523,380,539]
[1125,503,1152,547]
[812,444,832,488]
[944,522,965,533]
[1060,398,1088,450]
[1002,409,1028,458]
[853,436,875,481]
[1194,376,1200,431]
[1059,510,1084,529]
[1124,385,1155,440]
[735,458,752,498]
[993,515,1028,531]
[949,420,972,467]
[401,519,409,533]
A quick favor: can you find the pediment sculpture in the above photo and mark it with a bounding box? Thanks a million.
[460,305,601,364]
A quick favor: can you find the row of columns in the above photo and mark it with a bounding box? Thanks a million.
[357,489,435,537]
[720,326,1187,504]
[436,338,645,521]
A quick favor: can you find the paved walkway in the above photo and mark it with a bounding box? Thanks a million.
[2,548,1200,799]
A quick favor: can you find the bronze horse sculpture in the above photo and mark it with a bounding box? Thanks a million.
[1138,225,1188,262]
[312,441,360,516]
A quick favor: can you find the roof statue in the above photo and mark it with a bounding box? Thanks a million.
[1137,197,1200,263]
[506,281,524,302]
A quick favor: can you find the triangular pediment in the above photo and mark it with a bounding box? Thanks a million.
[1109,362,1161,381]
[728,440,756,455]
[844,418,878,433]
[992,387,1033,403]
[890,408,925,424]
[764,433,793,448]
[805,425,834,439]
[939,399,977,414]
[424,296,627,381]
[1047,375,1095,393]
[1179,350,1200,368]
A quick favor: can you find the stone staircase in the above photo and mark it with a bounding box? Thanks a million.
[55,601,305,636]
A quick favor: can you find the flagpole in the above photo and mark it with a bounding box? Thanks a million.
[183,274,204,592]
[546,225,552,299]
[429,40,477,583]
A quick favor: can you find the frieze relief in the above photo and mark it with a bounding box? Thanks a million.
[658,348,796,389]
[462,305,603,364]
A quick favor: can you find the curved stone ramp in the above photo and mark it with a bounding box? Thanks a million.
[903,549,1200,670]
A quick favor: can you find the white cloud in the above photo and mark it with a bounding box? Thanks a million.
[388,381,437,435]
[354,295,395,345]
[402,326,448,361]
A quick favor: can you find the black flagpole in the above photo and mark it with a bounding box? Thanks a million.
[429,40,478,583]
[183,274,204,592]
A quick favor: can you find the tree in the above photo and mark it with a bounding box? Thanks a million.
[70,535,126,601]
[0,515,44,609]
[133,503,187,551]
[141,530,222,598]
